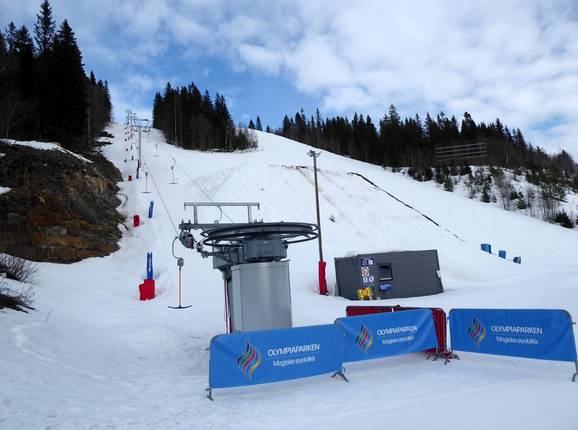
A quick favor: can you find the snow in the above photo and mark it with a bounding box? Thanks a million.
[398,166,578,229]
[1,123,577,429]
[0,186,10,195]
[0,139,93,163]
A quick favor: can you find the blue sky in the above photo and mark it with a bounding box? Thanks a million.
[2,0,578,157]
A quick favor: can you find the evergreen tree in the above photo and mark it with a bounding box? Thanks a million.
[554,211,573,228]
[4,22,17,53]
[40,19,88,147]
[14,26,35,99]
[151,81,254,152]
[0,3,111,142]
[0,32,6,55]
[34,0,55,54]
[481,182,491,203]
[460,111,476,140]
[255,116,262,131]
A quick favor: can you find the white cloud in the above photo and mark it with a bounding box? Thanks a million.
[238,44,283,75]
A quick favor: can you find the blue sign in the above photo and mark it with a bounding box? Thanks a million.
[379,283,392,291]
[209,324,343,389]
[360,258,374,267]
[449,309,577,362]
[335,309,438,363]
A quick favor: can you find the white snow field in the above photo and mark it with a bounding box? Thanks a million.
[1,124,577,429]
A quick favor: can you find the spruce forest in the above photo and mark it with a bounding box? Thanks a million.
[271,106,575,174]
[0,0,111,149]
[152,83,255,152]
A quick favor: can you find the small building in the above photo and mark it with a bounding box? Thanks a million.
[334,250,443,300]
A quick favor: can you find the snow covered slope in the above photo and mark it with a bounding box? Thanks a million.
[1,124,577,429]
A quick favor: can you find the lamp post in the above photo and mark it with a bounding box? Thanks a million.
[307,150,328,295]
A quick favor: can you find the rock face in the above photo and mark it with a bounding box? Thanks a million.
[0,141,124,263]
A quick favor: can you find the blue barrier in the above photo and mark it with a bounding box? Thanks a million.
[148,201,154,218]
[498,250,506,259]
[146,252,153,280]
[208,324,343,394]
[481,243,492,253]
[335,309,438,363]
[449,309,578,379]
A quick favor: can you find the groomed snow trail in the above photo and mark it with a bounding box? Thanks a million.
[1,124,577,429]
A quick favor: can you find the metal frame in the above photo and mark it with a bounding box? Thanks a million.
[435,142,487,163]
[183,202,260,228]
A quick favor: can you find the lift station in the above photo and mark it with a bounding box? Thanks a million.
[178,202,318,333]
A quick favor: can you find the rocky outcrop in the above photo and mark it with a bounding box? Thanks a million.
[0,141,124,263]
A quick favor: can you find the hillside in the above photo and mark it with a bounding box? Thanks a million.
[0,139,124,262]
[1,124,577,429]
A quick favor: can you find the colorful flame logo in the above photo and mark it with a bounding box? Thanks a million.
[237,341,262,380]
[355,322,374,353]
[467,317,487,348]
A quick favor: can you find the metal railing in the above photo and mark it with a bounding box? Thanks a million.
[435,142,487,162]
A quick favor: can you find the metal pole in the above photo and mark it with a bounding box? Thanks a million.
[174,96,178,147]
[138,126,142,165]
[178,266,182,308]
[311,153,323,261]
[308,150,327,295]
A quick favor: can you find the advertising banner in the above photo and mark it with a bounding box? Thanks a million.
[449,309,577,362]
[209,324,343,389]
[335,309,437,363]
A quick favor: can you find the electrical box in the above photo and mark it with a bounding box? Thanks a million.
[335,250,443,300]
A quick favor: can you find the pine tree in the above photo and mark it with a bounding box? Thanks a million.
[14,26,35,99]
[248,119,255,129]
[4,22,17,53]
[554,211,573,228]
[255,116,262,131]
[40,20,88,147]
[34,0,55,54]
[443,175,454,192]
[481,182,491,203]
[461,112,476,140]
[0,32,6,55]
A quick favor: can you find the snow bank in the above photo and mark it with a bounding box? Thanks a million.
[0,139,92,163]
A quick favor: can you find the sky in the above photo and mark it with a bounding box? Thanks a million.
[2,0,578,158]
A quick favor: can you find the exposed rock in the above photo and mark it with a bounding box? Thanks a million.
[0,141,124,263]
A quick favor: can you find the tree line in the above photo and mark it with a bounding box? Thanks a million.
[269,106,575,174]
[0,1,111,150]
[152,82,255,151]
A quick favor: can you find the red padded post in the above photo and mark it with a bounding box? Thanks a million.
[318,260,328,295]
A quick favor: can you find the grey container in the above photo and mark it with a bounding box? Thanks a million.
[335,250,443,300]
[228,261,292,332]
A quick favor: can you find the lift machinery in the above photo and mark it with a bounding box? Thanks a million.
[178,202,318,333]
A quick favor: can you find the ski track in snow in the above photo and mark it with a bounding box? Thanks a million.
[1,125,577,429]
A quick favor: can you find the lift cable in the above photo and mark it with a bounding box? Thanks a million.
[157,143,235,223]
[142,158,179,235]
